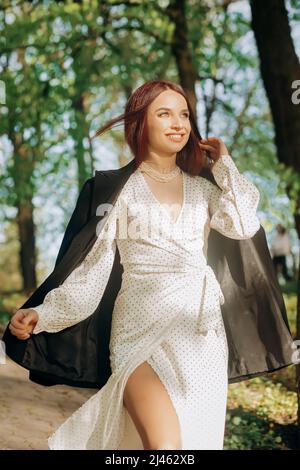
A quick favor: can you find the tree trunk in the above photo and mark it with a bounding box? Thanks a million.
[16,200,37,293]
[250,0,300,168]
[72,94,91,191]
[167,0,198,117]
[8,123,38,293]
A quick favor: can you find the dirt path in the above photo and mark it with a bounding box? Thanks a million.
[0,356,95,450]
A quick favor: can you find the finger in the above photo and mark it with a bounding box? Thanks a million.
[9,324,29,336]
[11,310,28,325]
[206,137,220,142]
[11,317,27,329]
[20,310,36,326]
[199,143,216,151]
[201,140,218,148]
[22,314,33,326]
[14,328,31,339]
[10,327,30,336]
[16,333,30,340]
[11,330,29,340]
[9,322,27,333]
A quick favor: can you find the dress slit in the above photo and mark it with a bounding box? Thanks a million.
[118,357,182,450]
[145,357,183,448]
[113,314,185,449]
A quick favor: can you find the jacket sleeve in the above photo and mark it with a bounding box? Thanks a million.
[31,198,119,334]
[207,154,261,240]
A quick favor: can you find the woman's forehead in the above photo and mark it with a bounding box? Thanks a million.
[148,90,188,111]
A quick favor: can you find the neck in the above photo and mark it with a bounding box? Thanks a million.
[143,153,177,174]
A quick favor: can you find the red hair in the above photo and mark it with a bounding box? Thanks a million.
[92,79,206,175]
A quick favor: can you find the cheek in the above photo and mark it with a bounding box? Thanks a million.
[184,127,191,142]
[148,121,167,141]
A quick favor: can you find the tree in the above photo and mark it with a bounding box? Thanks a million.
[250,0,300,446]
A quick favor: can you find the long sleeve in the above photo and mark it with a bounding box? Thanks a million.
[32,200,119,334]
[207,154,260,240]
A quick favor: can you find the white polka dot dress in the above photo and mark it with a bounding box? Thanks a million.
[32,154,261,450]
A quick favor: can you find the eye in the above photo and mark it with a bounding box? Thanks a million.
[158,112,190,118]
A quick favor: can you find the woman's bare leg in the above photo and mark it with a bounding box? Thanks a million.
[123,361,182,450]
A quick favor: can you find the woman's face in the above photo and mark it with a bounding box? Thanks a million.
[145,89,191,157]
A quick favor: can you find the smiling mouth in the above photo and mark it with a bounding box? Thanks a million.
[166,134,185,141]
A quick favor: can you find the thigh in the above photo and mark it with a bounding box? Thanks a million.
[123,360,182,450]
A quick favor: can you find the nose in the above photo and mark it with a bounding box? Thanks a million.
[170,117,184,129]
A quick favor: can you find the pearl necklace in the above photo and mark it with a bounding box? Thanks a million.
[138,161,182,183]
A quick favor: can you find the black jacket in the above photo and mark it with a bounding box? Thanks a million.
[2,158,295,389]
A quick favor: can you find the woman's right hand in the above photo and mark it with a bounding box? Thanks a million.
[9,308,39,340]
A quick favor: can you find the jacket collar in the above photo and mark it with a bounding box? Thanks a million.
[95,158,137,177]
[93,159,137,217]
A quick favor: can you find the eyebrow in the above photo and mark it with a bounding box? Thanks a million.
[155,107,189,112]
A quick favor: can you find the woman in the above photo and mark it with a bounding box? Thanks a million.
[3,80,294,450]
[271,224,293,281]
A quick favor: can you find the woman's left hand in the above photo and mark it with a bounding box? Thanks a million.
[199,137,229,164]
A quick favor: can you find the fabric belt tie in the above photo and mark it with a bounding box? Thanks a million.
[196,264,225,335]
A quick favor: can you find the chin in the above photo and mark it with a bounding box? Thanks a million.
[160,145,183,155]
[165,136,188,149]
[165,141,186,150]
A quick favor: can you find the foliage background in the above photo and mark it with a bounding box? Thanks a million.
[0,0,299,450]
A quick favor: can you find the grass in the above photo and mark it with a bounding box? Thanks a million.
[225,376,298,449]
[224,278,299,450]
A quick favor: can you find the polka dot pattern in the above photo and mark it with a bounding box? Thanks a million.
[208,154,260,239]
[32,154,260,449]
